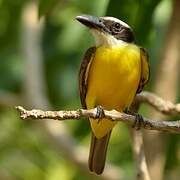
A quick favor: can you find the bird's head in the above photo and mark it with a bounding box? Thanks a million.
[76,14,135,47]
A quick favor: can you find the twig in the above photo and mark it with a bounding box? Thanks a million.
[130,100,151,180]
[16,106,180,133]
[131,130,151,180]
[136,91,180,115]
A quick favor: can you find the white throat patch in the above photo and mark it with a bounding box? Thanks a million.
[91,29,126,47]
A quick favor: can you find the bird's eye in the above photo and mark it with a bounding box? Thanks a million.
[114,23,121,29]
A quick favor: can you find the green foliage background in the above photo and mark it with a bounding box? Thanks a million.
[0,0,179,179]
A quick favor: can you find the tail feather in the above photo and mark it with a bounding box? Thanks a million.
[88,131,111,174]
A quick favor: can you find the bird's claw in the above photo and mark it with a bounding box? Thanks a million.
[132,113,144,130]
[95,106,105,123]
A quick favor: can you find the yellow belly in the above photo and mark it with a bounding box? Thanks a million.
[86,45,141,138]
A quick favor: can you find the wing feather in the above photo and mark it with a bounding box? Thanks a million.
[137,47,150,93]
[79,47,96,108]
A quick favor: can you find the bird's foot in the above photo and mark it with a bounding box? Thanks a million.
[125,110,144,130]
[132,113,144,130]
[95,106,105,123]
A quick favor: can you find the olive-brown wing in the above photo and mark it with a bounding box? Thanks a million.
[136,47,150,93]
[79,47,96,108]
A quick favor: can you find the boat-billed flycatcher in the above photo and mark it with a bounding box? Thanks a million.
[76,14,150,175]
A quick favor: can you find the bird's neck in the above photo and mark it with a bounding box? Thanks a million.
[91,29,128,48]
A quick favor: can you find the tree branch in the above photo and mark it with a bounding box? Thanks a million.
[131,130,151,180]
[16,105,180,134]
[129,99,151,180]
[136,91,180,115]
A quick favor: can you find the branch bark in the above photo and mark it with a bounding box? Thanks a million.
[136,91,180,115]
[131,130,151,180]
[16,105,180,134]
[130,99,151,180]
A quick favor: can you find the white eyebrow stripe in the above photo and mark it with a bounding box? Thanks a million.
[100,16,130,28]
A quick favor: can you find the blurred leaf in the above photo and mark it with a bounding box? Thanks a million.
[0,0,4,7]
[46,161,75,180]
[38,0,59,18]
[75,0,110,16]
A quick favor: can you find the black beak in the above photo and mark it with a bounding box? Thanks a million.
[76,14,104,30]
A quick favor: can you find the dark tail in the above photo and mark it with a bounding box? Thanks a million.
[88,131,111,175]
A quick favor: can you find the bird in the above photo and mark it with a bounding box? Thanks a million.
[76,14,150,175]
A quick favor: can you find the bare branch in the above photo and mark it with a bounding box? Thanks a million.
[131,130,151,180]
[129,100,151,180]
[16,106,180,134]
[136,91,180,115]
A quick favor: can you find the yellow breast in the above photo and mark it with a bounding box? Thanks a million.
[86,44,141,138]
